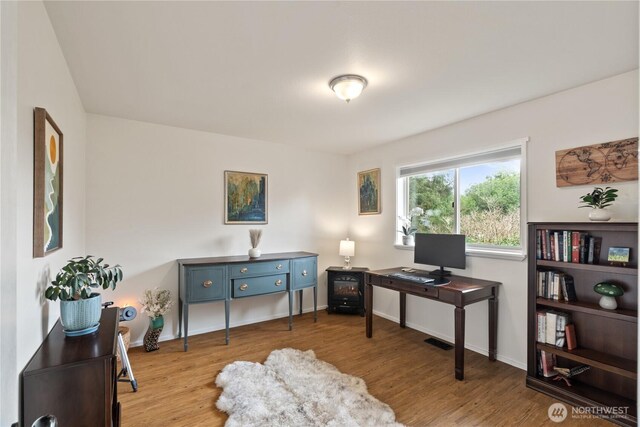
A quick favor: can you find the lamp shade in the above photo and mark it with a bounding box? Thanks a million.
[339,239,355,257]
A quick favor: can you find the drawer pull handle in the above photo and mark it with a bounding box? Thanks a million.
[275,279,283,286]
[202,280,213,288]
[302,270,308,276]
[239,284,248,291]
[240,267,248,273]
[276,264,283,270]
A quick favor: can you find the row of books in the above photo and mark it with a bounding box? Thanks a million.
[536,310,576,349]
[535,229,602,264]
[538,350,590,379]
[536,270,577,302]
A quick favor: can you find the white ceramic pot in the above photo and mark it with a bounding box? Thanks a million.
[588,209,611,222]
[402,235,414,245]
[249,248,262,258]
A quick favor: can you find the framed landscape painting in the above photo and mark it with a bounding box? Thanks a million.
[358,168,381,215]
[225,171,268,224]
[33,107,63,258]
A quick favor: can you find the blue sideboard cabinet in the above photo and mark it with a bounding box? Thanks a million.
[177,251,318,350]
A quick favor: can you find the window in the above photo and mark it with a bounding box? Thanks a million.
[397,139,527,257]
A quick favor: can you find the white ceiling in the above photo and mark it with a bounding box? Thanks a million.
[44,1,638,155]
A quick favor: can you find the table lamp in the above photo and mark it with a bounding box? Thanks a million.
[339,238,355,270]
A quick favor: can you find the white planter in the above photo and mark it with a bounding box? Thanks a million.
[249,248,262,258]
[402,235,414,245]
[588,209,611,222]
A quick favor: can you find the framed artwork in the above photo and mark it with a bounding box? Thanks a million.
[33,107,63,258]
[358,168,381,215]
[607,246,631,266]
[225,171,268,224]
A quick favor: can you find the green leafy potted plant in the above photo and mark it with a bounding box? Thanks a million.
[45,256,123,336]
[579,186,618,221]
[398,207,424,245]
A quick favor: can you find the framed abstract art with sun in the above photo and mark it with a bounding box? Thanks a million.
[33,107,63,258]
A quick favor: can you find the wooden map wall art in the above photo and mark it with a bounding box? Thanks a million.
[555,137,638,187]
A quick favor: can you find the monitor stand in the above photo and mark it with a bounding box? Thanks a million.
[428,266,452,286]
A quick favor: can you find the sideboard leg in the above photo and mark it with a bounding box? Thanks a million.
[288,291,293,331]
[313,285,317,322]
[183,303,189,352]
[298,289,303,315]
[224,299,230,345]
[178,299,183,339]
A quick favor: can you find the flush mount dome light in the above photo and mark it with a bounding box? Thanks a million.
[329,74,368,103]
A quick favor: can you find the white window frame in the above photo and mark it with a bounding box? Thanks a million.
[395,138,528,261]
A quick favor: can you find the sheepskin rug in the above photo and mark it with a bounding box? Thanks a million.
[215,348,403,427]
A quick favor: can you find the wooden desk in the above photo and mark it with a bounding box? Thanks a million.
[365,268,500,380]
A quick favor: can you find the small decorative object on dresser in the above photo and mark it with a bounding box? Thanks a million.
[593,282,624,310]
[249,229,262,258]
[607,246,631,266]
[140,288,173,352]
[44,256,123,336]
[578,186,618,221]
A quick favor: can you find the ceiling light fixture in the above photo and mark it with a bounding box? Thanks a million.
[329,74,368,103]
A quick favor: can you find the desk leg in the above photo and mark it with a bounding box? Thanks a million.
[298,289,303,315]
[454,306,465,381]
[399,292,407,328]
[313,286,317,322]
[288,291,293,331]
[183,303,189,351]
[488,296,497,361]
[224,299,230,345]
[365,283,373,338]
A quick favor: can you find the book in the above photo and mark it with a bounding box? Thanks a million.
[537,311,546,342]
[536,230,542,260]
[546,312,557,345]
[552,273,561,301]
[571,231,580,263]
[562,275,577,302]
[563,231,569,262]
[579,232,588,264]
[555,313,570,347]
[587,236,602,264]
[555,232,561,261]
[565,324,577,350]
[540,350,558,377]
[545,230,551,260]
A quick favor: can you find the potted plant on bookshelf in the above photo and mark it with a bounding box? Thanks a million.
[578,186,618,221]
[45,256,123,336]
[398,207,424,245]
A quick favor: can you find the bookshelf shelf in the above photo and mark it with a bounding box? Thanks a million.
[528,222,637,426]
[537,260,637,275]
[536,343,637,379]
[536,298,637,323]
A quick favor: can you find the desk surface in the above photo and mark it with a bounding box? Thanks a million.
[368,267,499,292]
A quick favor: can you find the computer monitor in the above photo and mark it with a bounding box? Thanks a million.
[414,233,466,282]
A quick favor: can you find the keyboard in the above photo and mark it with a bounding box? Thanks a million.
[387,272,434,284]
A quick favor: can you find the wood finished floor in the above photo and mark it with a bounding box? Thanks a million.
[119,311,607,426]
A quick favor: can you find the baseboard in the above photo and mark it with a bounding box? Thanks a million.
[371,309,527,371]
[129,305,329,348]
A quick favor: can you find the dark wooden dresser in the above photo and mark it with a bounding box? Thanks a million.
[20,307,120,426]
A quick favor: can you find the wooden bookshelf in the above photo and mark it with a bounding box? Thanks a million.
[527,222,638,427]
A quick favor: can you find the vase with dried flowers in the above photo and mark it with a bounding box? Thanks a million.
[139,288,173,352]
[249,229,263,258]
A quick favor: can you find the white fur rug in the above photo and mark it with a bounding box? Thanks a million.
[215,348,403,427]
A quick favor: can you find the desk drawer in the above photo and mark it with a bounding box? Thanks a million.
[292,257,317,289]
[233,274,287,298]
[230,261,289,278]
[378,277,439,298]
[187,266,226,302]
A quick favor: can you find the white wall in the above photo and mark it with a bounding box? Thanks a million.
[347,70,639,369]
[0,1,88,423]
[85,114,350,345]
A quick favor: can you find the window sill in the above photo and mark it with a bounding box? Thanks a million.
[393,244,527,261]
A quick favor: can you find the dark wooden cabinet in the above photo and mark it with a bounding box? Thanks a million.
[20,308,121,427]
[526,222,637,426]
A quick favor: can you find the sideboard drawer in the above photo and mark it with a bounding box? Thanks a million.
[292,257,317,289]
[233,274,287,298]
[188,266,226,302]
[229,260,289,278]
